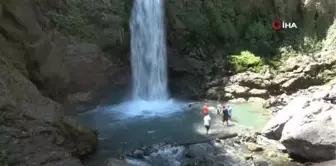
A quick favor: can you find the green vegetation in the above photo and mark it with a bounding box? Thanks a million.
[51,0,91,40]
[166,0,334,63]
[228,51,263,73]
[47,0,131,62]
[49,0,129,46]
[167,0,278,56]
[46,0,335,72]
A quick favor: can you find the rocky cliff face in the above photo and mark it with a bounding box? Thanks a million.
[63,43,129,112]
[206,50,336,101]
[0,0,97,165]
[165,0,336,97]
[0,0,69,102]
[37,0,335,98]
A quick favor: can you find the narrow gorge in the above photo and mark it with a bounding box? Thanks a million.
[0,0,335,166]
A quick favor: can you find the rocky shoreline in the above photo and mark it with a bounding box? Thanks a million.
[107,130,302,166]
[206,50,336,103]
[105,78,336,166]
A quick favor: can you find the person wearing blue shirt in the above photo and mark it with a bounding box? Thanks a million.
[222,104,230,126]
[226,104,232,121]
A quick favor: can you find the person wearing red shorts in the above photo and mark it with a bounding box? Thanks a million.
[202,103,208,115]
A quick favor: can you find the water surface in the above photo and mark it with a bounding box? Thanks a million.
[78,101,270,166]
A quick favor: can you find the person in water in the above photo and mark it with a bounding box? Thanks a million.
[222,104,230,126]
[203,113,211,135]
[202,103,209,115]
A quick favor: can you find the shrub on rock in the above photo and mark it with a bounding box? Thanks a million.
[228,51,263,73]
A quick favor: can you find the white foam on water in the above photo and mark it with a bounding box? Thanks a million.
[126,146,185,166]
[106,99,187,119]
[125,158,151,166]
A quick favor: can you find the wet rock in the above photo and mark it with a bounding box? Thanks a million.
[105,158,130,166]
[56,117,97,156]
[171,148,179,155]
[247,143,264,152]
[133,149,145,159]
[152,143,161,150]
[225,84,250,94]
[229,98,247,103]
[268,152,278,158]
[254,132,261,136]
[234,139,241,144]
[248,97,266,104]
[213,162,226,166]
[276,143,287,153]
[181,158,213,166]
[253,160,269,166]
[240,133,258,143]
[248,89,268,97]
[263,96,279,108]
[244,154,253,160]
[213,141,222,148]
[142,146,148,151]
[185,144,214,158]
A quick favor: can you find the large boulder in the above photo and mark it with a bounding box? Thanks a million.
[261,96,310,140]
[280,100,336,161]
[262,82,336,162]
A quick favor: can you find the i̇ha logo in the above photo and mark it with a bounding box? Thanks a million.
[272,18,297,30]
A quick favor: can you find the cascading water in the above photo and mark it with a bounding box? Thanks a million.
[130,0,168,101]
[86,0,184,119]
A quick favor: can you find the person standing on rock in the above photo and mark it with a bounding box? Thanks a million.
[203,103,209,115]
[222,104,230,126]
[203,113,211,135]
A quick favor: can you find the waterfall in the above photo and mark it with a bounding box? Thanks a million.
[130,0,168,101]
